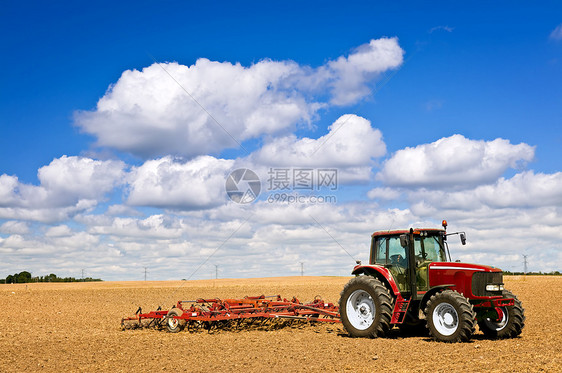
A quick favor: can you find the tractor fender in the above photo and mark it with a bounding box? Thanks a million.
[419,284,456,314]
[351,265,401,296]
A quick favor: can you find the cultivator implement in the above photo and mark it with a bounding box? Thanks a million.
[121,295,341,333]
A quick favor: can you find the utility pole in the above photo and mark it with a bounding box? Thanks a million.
[144,267,148,281]
[300,262,304,276]
[523,255,528,275]
[81,269,85,282]
[214,265,218,280]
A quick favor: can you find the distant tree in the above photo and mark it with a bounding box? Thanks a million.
[1,271,102,283]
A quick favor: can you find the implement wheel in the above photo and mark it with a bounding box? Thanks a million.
[166,308,186,333]
[478,290,525,339]
[425,290,475,343]
[339,276,393,338]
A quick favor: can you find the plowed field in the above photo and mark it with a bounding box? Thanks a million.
[1,276,560,372]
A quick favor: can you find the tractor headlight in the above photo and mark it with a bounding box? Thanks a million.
[485,284,504,292]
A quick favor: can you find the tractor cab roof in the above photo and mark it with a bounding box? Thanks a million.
[371,228,445,238]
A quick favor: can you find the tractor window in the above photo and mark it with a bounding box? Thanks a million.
[423,236,442,262]
[414,237,422,259]
[374,237,387,264]
[388,237,407,267]
[414,235,447,263]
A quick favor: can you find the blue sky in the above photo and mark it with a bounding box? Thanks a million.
[1,1,561,280]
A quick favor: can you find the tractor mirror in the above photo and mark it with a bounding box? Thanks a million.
[400,234,409,247]
[460,233,466,245]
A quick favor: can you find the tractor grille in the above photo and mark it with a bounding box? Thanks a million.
[471,271,503,296]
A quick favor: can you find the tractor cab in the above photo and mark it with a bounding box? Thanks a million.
[369,223,453,297]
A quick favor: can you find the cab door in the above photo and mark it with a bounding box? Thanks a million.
[374,236,409,292]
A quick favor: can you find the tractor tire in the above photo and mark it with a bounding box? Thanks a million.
[425,290,476,343]
[339,276,393,338]
[166,308,186,333]
[478,290,525,339]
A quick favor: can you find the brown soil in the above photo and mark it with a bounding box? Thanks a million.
[0,276,560,372]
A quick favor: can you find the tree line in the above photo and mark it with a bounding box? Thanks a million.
[1,271,102,283]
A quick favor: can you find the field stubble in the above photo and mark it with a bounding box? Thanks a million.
[0,276,560,372]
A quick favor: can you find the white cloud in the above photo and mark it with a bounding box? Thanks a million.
[249,114,386,182]
[127,156,234,209]
[472,171,562,208]
[106,204,144,217]
[0,156,125,222]
[0,201,98,224]
[550,24,562,41]
[377,134,535,189]
[87,214,184,239]
[0,221,29,235]
[367,187,402,200]
[74,38,403,159]
[429,26,454,33]
[326,38,404,105]
[0,175,18,205]
[37,156,125,206]
[75,60,318,159]
[409,171,562,210]
[45,225,73,237]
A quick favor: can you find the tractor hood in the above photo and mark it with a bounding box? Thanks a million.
[428,262,503,297]
[428,262,501,273]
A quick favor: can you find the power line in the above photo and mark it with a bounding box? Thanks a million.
[214,265,218,280]
[308,214,357,263]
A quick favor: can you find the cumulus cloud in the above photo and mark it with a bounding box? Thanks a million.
[377,134,535,189]
[325,38,404,105]
[74,38,403,159]
[0,156,126,222]
[106,204,144,217]
[87,214,184,239]
[410,171,562,210]
[0,175,18,205]
[249,114,386,182]
[127,155,234,209]
[45,225,73,237]
[0,221,29,235]
[367,187,402,200]
[37,156,126,206]
[550,24,562,41]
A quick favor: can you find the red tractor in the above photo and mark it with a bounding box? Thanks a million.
[339,220,525,342]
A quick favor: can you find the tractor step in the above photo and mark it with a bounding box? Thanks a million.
[391,297,410,324]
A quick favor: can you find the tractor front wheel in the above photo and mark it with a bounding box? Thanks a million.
[425,290,475,342]
[339,276,393,338]
[478,290,525,338]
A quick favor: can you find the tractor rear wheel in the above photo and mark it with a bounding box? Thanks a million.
[166,308,186,333]
[425,290,475,342]
[478,290,525,338]
[339,276,393,338]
